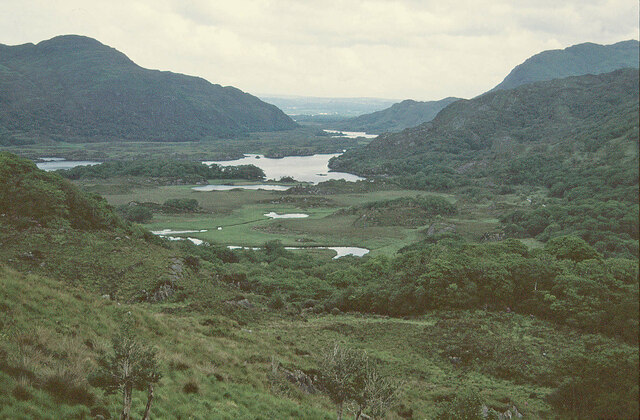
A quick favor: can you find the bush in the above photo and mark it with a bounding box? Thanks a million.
[43,372,95,406]
[545,236,601,262]
[12,384,33,401]
[548,350,639,419]
[437,388,485,420]
[162,198,199,213]
[268,294,286,310]
[118,205,153,223]
[182,380,199,394]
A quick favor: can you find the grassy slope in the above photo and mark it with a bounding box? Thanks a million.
[0,265,332,419]
[4,260,634,419]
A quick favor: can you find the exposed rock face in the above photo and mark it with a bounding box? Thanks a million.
[481,404,524,419]
[480,231,506,242]
[136,257,185,303]
[224,296,255,310]
[270,358,317,394]
[425,222,456,237]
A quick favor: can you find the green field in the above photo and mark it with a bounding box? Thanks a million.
[96,182,494,255]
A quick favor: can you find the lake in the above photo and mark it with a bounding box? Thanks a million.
[202,153,363,184]
[323,129,378,139]
[36,158,101,171]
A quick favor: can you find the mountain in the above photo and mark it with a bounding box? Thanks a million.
[492,40,639,91]
[331,69,639,257]
[0,35,296,145]
[331,69,639,177]
[328,97,461,134]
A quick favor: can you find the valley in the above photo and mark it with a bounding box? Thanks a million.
[0,33,638,420]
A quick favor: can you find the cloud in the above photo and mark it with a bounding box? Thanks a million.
[0,0,637,99]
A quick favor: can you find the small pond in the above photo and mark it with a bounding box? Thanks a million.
[192,184,291,191]
[264,212,309,219]
[36,158,101,171]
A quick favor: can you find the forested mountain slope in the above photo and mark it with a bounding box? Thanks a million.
[492,40,638,91]
[330,97,460,133]
[331,69,638,176]
[0,35,296,145]
[331,69,639,256]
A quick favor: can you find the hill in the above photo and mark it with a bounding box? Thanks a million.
[0,35,296,145]
[331,69,638,175]
[330,70,639,256]
[329,97,461,134]
[492,40,639,91]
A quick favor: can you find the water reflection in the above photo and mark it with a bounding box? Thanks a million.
[203,153,363,184]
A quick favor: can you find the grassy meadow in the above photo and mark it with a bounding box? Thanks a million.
[93,180,512,256]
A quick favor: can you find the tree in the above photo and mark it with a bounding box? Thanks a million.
[351,359,401,420]
[545,235,601,262]
[89,319,161,420]
[318,343,400,420]
[318,344,363,420]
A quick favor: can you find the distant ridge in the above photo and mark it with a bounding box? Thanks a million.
[0,35,297,145]
[331,69,639,177]
[492,40,639,91]
[329,97,461,134]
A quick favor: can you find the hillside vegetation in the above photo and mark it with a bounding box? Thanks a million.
[0,35,296,145]
[0,150,638,419]
[331,70,639,257]
[492,40,639,91]
[329,97,460,134]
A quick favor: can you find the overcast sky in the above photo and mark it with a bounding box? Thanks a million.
[1,1,638,99]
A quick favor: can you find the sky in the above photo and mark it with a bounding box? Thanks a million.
[1,0,638,100]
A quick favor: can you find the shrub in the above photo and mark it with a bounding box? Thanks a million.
[118,205,153,223]
[43,372,95,406]
[182,380,199,394]
[437,388,485,420]
[12,384,33,401]
[268,294,286,310]
[162,198,199,213]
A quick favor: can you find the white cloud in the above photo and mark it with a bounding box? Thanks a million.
[1,0,637,99]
